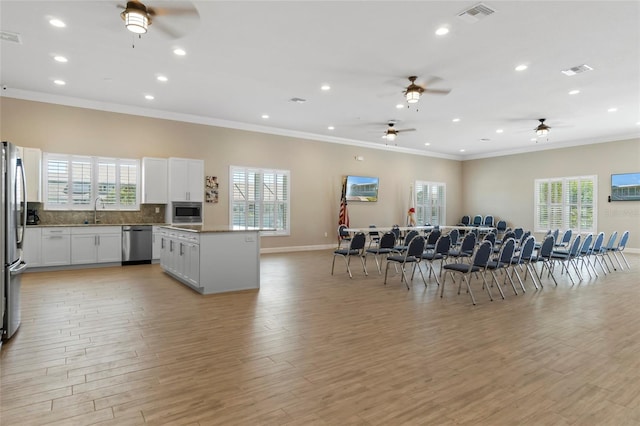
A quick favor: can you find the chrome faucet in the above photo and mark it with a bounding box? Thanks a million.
[94,196,104,224]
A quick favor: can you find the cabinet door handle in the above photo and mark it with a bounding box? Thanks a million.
[97,235,100,245]
[179,242,184,256]
[161,237,165,249]
[169,240,173,252]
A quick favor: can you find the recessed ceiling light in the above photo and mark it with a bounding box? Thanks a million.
[452,118,460,122]
[53,79,66,86]
[321,84,331,91]
[424,142,431,146]
[459,149,465,152]
[636,121,640,126]
[49,18,66,28]
[608,107,618,112]
[53,55,68,63]
[261,114,269,119]
[395,104,404,109]
[435,27,449,36]
[515,64,528,71]
[328,126,335,130]
[496,129,504,134]
[145,95,154,100]
[157,75,168,82]
[568,89,580,95]
[173,48,186,56]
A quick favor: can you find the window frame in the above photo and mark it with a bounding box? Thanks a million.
[414,180,446,226]
[534,175,597,233]
[43,152,140,211]
[229,166,291,236]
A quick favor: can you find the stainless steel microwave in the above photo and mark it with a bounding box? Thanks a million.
[172,201,203,224]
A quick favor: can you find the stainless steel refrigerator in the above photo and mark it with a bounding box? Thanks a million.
[2,141,27,340]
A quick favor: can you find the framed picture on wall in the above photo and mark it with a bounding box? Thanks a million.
[205,176,219,203]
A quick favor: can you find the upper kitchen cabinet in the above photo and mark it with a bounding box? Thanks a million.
[141,157,168,204]
[17,147,42,202]
[168,158,204,202]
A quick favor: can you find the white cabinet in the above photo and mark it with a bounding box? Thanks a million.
[16,146,42,202]
[41,227,71,266]
[141,157,168,204]
[159,230,200,288]
[168,158,204,202]
[152,226,162,261]
[23,227,42,268]
[71,226,122,265]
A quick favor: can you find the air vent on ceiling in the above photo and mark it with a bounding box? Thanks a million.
[561,64,593,76]
[0,30,22,44]
[457,3,496,23]
[289,97,307,103]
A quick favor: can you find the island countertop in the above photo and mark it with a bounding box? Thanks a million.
[160,225,273,234]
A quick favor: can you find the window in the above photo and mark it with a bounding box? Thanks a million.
[534,175,597,233]
[415,181,446,226]
[43,153,140,210]
[230,166,290,236]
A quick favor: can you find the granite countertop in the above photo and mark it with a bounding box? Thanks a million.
[27,223,169,227]
[160,225,273,234]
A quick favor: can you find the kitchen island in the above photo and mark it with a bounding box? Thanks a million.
[157,225,262,295]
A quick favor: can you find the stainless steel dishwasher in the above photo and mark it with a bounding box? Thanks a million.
[122,225,152,265]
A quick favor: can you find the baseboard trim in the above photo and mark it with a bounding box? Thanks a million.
[261,244,336,254]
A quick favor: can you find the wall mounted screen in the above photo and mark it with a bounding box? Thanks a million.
[345,175,379,202]
[611,172,640,201]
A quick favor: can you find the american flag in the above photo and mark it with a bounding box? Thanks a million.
[339,196,350,228]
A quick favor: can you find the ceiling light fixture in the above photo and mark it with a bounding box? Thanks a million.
[321,84,331,91]
[496,129,504,134]
[49,18,66,28]
[121,2,150,34]
[386,132,396,142]
[328,126,335,130]
[53,55,68,63]
[515,64,528,71]
[424,142,431,146]
[261,114,269,119]
[608,107,618,112]
[145,94,154,100]
[459,149,465,152]
[435,27,449,36]
[405,87,421,104]
[395,104,404,109]
[568,89,580,95]
[452,118,460,122]
[173,48,186,56]
[53,79,66,86]
[157,75,168,82]
[535,118,550,136]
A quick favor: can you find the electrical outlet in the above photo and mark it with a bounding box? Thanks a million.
[324,232,328,237]
[155,207,160,213]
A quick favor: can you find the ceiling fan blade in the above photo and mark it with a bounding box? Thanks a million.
[397,128,416,133]
[423,88,451,95]
[151,18,186,39]
[149,5,199,17]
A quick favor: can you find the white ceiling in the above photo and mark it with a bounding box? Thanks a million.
[1,1,639,160]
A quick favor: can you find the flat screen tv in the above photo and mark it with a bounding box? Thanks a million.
[345,175,379,202]
[611,172,640,201]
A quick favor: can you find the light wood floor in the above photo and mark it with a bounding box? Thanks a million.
[1,250,639,425]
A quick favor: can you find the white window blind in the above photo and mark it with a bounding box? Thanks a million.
[534,175,597,233]
[43,153,140,210]
[415,181,446,226]
[230,166,290,236]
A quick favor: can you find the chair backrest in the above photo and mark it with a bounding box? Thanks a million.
[539,234,555,258]
[513,227,524,240]
[448,228,459,246]
[568,235,582,257]
[519,235,536,261]
[483,215,494,227]
[404,230,419,246]
[338,224,349,238]
[391,225,401,242]
[460,231,476,252]
[349,232,367,251]
[426,229,441,245]
[560,229,572,245]
[604,231,618,250]
[592,232,605,253]
[520,230,531,245]
[368,224,379,237]
[552,229,560,242]
[496,220,507,232]
[498,238,516,263]
[617,230,629,250]
[435,234,452,255]
[473,215,483,226]
[580,233,593,255]
[461,215,470,226]
[502,230,516,242]
[378,232,396,249]
[473,241,493,267]
[406,235,425,258]
[483,232,496,246]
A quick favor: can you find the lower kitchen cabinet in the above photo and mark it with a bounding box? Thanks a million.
[41,227,71,266]
[71,226,122,265]
[158,229,200,288]
[152,226,162,262]
[23,227,42,268]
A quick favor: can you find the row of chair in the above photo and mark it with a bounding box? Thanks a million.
[458,214,508,231]
[332,227,631,305]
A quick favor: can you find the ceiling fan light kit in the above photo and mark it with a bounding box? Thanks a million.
[405,89,421,104]
[121,1,150,34]
[535,118,550,136]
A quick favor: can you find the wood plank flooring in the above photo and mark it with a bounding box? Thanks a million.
[1,250,639,425]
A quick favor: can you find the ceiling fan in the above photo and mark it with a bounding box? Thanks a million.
[382,122,416,143]
[403,76,452,104]
[534,118,551,136]
[118,1,199,38]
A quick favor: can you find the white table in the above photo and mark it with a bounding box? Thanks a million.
[345,225,495,234]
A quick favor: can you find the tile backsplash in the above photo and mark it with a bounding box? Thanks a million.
[28,203,166,225]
